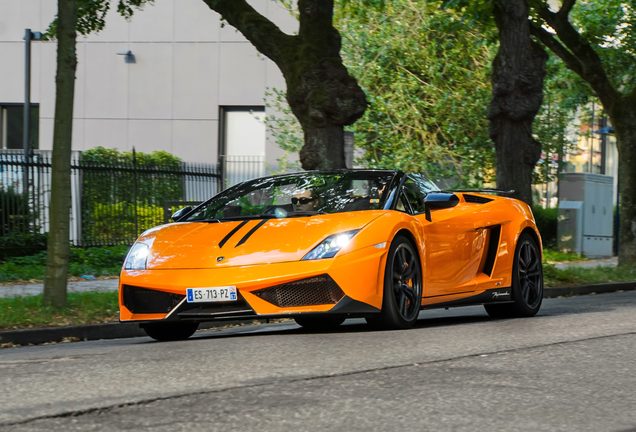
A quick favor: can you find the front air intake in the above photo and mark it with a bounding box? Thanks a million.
[253,275,344,307]
[122,285,184,314]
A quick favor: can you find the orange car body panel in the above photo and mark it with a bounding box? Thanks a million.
[119,192,541,322]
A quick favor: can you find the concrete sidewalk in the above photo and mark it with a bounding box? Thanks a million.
[0,278,118,298]
[551,256,618,270]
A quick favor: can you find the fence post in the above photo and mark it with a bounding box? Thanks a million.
[132,147,139,237]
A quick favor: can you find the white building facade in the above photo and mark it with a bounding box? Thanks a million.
[0,0,297,171]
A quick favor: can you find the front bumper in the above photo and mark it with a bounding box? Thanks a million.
[119,245,386,323]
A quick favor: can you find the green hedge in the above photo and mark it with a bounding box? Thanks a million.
[80,147,183,244]
[532,206,558,248]
[0,188,46,261]
[82,202,164,245]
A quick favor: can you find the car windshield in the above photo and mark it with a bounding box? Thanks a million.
[184,171,397,221]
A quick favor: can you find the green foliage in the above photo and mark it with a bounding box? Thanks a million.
[0,188,47,260]
[45,0,154,38]
[532,205,558,248]
[0,232,47,262]
[566,0,636,93]
[335,0,497,186]
[80,147,182,244]
[542,248,583,263]
[533,54,591,185]
[0,187,30,235]
[0,291,119,330]
[264,88,303,173]
[0,246,129,282]
[83,203,164,245]
[543,263,636,287]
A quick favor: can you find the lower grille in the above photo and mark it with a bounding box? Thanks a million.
[253,275,344,307]
[122,285,184,314]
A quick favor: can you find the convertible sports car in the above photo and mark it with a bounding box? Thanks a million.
[119,170,544,341]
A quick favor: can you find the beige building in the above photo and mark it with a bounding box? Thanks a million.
[0,0,297,171]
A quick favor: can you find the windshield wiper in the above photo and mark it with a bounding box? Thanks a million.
[219,214,278,221]
[218,211,326,221]
[286,210,326,217]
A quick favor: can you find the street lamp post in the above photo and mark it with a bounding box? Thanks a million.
[23,28,42,161]
[22,28,42,231]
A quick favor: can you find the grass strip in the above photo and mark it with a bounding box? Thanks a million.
[0,291,119,330]
[542,249,584,263]
[544,264,636,287]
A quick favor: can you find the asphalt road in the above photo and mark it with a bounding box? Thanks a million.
[1,291,635,432]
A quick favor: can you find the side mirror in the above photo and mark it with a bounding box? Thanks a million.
[424,193,459,221]
[171,206,192,222]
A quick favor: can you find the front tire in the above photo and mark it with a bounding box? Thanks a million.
[485,232,543,319]
[366,235,422,329]
[142,322,199,341]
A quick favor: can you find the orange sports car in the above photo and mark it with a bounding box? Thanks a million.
[119,170,544,341]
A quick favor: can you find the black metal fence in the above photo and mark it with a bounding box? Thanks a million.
[0,151,223,248]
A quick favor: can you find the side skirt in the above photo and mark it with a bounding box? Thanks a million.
[422,288,513,310]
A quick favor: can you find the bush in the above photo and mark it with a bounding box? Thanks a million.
[80,147,183,207]
[0,231,47,262]
[82,202,164,245]
[532,206,558,248]
[0,245,129,282]
[0,187,46,260]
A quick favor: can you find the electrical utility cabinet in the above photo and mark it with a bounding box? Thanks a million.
[557,173,614,257]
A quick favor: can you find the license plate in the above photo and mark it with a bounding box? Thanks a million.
[186,286,237,303]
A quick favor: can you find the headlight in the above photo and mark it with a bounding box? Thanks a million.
[124,242,150,270]
[302,230,360,260]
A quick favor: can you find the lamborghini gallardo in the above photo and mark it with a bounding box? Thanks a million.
[119,170,544,341]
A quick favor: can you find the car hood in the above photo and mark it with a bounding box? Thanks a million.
[138,211,384,270]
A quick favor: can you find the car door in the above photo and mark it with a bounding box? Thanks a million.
[401,176,486,298]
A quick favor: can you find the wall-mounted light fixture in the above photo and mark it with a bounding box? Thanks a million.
[116,49,136,64]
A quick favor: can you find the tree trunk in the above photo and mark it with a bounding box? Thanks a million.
[201,0,367,170]
[610,97,636,265]
[43,1,78,307]
[299,125,345,169]
[488,0,547,205]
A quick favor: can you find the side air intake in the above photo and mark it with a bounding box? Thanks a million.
[482,225,501,276]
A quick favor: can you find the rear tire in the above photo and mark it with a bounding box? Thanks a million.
[485,232,543,319]
[366,235,422,329]
[142,322,199,341]
[294,315,345,331]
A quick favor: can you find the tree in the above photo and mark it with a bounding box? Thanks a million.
[43,0,79,308]
[488,0,547,204]
[336,0,497,186]
[529,0,636,264]
[201,0,367,169]
[43,0,151,307]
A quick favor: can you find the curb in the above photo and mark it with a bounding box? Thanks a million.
[2,283,635,347]
[543,281,636,298]
[0,320,248,347]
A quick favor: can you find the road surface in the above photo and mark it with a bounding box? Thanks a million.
[1,291,635,431]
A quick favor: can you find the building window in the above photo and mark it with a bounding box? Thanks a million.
[219,106,266,186]
[0,104,39,150]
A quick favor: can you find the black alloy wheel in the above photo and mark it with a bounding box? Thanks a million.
[367,235,422,329]
[142,321,199,341]
[485,232,544,318]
